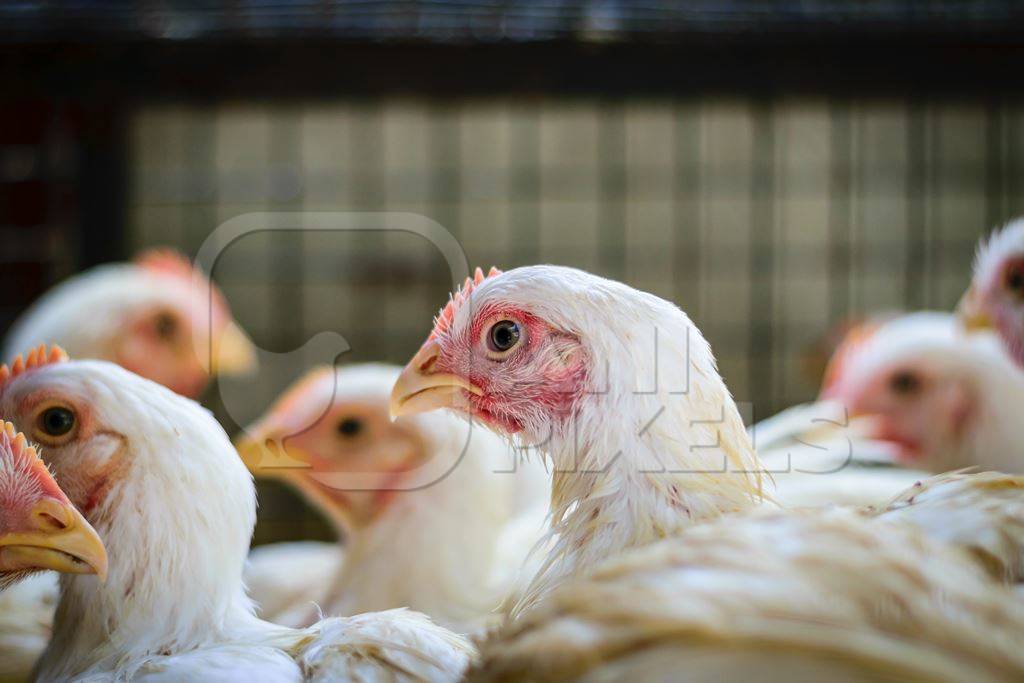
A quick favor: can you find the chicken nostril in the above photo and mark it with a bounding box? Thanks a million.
[30,498,73,532]
[34,511,69,532]
[418,353,438,373]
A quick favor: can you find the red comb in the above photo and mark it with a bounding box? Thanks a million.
[1,419,66,500]
[135,247,230,320]
[819,322,882,399]
[1,421,38,464]
[0,344,69,393]
[135,248,195,281]
[428,266,502,341]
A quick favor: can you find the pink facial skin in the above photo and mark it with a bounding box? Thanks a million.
[0,418,108,587]
[973,256,1024,369]
[832,360,975,468]
[280,402,429,526]
[116,307,210,399]
[111,249,251,399]
[0,348,125,522]
[8,387,120,517]
[431,304,589,436]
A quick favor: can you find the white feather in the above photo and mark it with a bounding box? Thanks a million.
[3,264,189,362]
[0,361,474,682]
[248,364,550,633]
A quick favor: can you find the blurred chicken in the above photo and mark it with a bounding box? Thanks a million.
[0,417,107,683]
[0,346,473,682]
[243,541,343,628]
[959,218,1024,367]
[4,248,255,399]
[871,471,1024,581]
[239,363,550,632]
[748,312,1024,507]
[392,265,1024,680]
[471,507,1024,683]
[823,312,1024,474]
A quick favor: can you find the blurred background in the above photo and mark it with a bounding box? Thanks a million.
[3,0,1024,541]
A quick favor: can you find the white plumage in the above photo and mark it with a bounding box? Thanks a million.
[241,363,550,633]
[243,542,344,628]
[3,250,255,399]
[471,507,1024,683]
[0,573,57,683]
[4,263,172,362]
[391,265,1024,680]
[0,357,473,682]
[751,311,1024,510]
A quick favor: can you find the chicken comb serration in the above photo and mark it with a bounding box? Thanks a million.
[135,247,196,281]
[135,247,231,318]
[819,321,883,398]
[0,420,40,464]
[428,266,503,341]
[0,344,69,393]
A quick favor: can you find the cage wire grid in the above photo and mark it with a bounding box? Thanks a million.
[131,97,1024,415]
[127,97,1023,539]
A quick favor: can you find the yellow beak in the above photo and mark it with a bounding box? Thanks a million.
[234,429,351,535]
[390,340,482,419]
[211,322,257,375]
[0,497,107,581]
[956,287,994,332]
[234,428,311,474]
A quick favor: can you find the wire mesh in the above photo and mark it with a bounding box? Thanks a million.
[127,97,1024,541]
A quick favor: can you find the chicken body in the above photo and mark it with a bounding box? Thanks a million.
[392,265,1024,678]
[0,573,56,683]
[473,507,1024,683]
[244,541,343,627]
[240,363,550,632]
[752,399,926,508]
[0,353,473,682]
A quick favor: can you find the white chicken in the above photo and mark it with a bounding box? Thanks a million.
[1,249,258,680]
[391,265,1024,679]
[821,312,1024,474]
[0,418,107,683]
[0,346,474,682]
[960,217,1024,367]
[237,363,549,632]
[749,311,1024,507]
[469,506,1024,683]
[4,248,255,399]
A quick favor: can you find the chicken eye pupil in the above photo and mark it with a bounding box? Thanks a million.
[890,372,920,396]
[337,418,363,437]
[154,313,178,340]
[489,321,520,352]
[40,407,75,436]
[1007,268,1024,292]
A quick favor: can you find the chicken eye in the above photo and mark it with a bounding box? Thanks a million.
[154,312,178,341]
[38,407,75,437]
[1006,264,1024,296]
[337,418,363,438]
[889,372,921,396]
[487,321,521,353]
